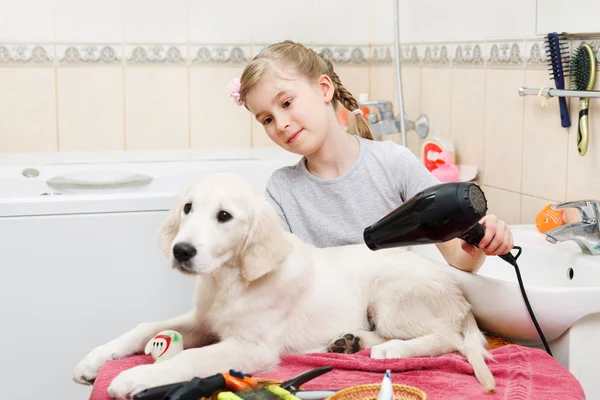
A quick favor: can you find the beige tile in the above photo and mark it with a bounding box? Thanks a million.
[450,68,485,168]
[521,194,558,225]
[335,65,370,105]
[566,77,600,201]
[0,67,57,153]
[482,69,525,192]
[421,67,452,139]
[190,67,252,149]
[251,118,277,148]
[370,65,422,152]
[57,67,125,152]
[481,185,522,225]
[522,69,569,201]
[124,67,189,150]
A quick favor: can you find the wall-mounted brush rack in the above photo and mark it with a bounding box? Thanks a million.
[519,87,600,98]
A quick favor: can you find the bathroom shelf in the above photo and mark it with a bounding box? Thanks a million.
[519,87,600,99]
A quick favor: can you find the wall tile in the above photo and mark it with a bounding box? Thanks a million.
[369,0,395,44]
[190,67,251,149]
[421,67,452,140]
[369,64,422,152]
[124,68,189,150]
[122,0,189,43]
[536,0,600,36]
[522,69,569,201]
[0,68,57,153]
[481,185,522,225]
[314,0,369,46]
[252,0,312,45]
[450,68,485,168]
[0,0,54,42]
[189,0,252,44]
[566,78,600,201]
[521,194,556,226]
[55,0,122,43]
[483,0,537,40]
[251,119,275,148]
[482,69,525,192]
[335,66,370,107]
[57,67,125,151]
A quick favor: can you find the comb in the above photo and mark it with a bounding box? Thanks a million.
[544,32,571,127]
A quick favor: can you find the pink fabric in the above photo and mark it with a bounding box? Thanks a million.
[90,345,585,400]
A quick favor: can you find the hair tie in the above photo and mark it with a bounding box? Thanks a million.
[227,77,244,106]
[351,109,363,116]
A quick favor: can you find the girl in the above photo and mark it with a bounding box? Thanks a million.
[227,40,513,273]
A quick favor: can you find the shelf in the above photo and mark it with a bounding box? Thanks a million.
[519,87,600,99]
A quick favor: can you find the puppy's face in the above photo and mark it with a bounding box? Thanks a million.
[161,173,256,275]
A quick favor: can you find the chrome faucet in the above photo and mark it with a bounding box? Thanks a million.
[358,100,429,140]
[545,200,600,255]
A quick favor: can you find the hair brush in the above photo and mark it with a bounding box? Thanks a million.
[570,42,597,156]
[544,32,571,128]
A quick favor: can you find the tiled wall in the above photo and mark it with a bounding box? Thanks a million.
[1,0,600,225]
[400,38,600,226]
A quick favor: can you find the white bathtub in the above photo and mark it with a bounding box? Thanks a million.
[0,148,301,400]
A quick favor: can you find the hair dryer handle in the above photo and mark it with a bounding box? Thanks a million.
[459,223,485,248]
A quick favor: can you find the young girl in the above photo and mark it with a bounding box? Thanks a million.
[227,40,513,273]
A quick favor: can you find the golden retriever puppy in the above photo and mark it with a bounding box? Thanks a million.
[73,172,495,398]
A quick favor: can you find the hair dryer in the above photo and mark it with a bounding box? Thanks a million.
[363,181,553,356]
[364,181,488,251]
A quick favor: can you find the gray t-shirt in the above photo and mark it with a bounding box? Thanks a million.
[265,136,440,248]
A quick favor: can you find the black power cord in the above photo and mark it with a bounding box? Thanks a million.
[498,246,552,356]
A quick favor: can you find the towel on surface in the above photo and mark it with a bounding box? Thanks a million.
[89,345,585,400]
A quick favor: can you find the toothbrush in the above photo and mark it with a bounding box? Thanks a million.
[544,32,571,128]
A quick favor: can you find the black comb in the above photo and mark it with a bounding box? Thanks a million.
[544,32,571,127]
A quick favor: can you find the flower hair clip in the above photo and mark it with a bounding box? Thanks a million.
[227,77,244,106]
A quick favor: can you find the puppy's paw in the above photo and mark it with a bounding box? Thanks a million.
[327,334,361,354]
[370,339,408,359]
[73,345,121,385]
[108,364,180,399]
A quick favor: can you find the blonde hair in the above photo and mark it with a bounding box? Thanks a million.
[239,40,375,140]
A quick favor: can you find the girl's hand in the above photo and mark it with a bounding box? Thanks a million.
[460,214,514,257]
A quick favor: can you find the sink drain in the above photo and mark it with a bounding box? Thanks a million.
[40,192,63,196]
[567,267,574,280]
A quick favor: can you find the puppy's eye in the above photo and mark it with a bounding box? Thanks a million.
[217,210,232,223]
[183,203,192,214]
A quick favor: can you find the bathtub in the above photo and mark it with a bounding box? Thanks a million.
[0,148,301,400]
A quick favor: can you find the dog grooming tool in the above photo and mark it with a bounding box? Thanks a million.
[570,42,597,156]
[544,32,571,128]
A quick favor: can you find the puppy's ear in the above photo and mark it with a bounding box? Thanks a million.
[159,197,182,256]
[240,196,291,282]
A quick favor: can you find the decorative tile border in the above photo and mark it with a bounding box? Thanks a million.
[452,42,485,65]
[370,45,394,64]
[0,37,597,68]
[0,44,53,65]
[125,44,187,65]
[314,45,370,65]
[57,44,121,65]
[190,45,251,65]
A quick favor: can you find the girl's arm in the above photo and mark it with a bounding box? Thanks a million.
[435,214,514,273]
[436,239,486,273]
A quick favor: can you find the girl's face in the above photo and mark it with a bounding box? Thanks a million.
[244,67,336,157]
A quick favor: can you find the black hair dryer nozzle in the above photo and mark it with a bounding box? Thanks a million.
[363,181,489,251]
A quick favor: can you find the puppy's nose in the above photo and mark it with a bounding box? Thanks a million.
[173,242,197,262]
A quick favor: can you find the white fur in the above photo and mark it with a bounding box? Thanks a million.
[73,172,495,398]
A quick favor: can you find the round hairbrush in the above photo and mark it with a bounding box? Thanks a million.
[570,42,597,156]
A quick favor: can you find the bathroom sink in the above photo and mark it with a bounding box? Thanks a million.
[409,224,600,344]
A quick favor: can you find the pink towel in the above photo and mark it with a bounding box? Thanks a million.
[90,345,585,400]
